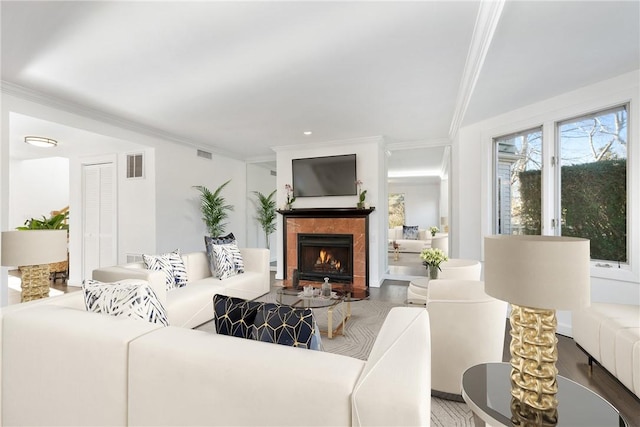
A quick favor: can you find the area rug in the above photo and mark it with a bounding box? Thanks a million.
[198,288,474,425]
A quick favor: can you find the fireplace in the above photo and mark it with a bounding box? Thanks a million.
[297,234,353,283]
[278,207,374,290]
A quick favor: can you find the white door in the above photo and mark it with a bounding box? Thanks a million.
[82,162,117,280]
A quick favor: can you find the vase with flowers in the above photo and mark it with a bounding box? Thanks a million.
[356,180,367,209]
[429,226,439,237]
[420,247,448,280]
[284,184,296,210]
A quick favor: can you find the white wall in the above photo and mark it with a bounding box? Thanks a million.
[455,70,640,335]
[274,136,385,286]
[9,157,69,229]
[154,143,248,253]
[388,181,440,230]
[1,91,249,293]
[246,164,277,260]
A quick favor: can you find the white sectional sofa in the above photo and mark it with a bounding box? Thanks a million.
[92,249,270,328]
[0,290,431,426]
[572,303,640,399]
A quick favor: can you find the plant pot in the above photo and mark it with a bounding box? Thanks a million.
[357,202,365,209]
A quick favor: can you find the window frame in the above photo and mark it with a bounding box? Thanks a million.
[486,97,637,283]
[554,103,629,267]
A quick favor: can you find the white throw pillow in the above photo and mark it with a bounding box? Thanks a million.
[211,243,245,280]
[82,279,169,326]
[143,249,188,290]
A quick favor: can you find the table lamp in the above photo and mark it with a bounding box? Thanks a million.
[484,235,590,415]
[1,230,68,302]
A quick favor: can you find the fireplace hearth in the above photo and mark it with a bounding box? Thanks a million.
[298,234,353,283]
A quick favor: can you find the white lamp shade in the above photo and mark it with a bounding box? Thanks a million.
[484,235,590,310]
[1,230,67,267]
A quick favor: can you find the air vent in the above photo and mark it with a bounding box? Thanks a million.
[197,149,212,160]
[270,170,277,176]
[126,153,144,178]
[126,254,143,263]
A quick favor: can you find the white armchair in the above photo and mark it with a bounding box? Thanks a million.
[439,259,481,280]
[426,279,507,399]
[406,259,481,305]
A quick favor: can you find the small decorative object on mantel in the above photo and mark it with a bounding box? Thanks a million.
[356,179,367,209]
[420,247,448,280]
[429,226,439,237]
[284,183,296,210]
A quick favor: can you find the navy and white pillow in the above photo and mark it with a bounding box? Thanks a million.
[204,233,245,280]
[82,279,169,326]
[205,234,243,277]
[252,304,322,351]
[402,225,420,240]
[213,294,275,339]
[142,249,188,290]
[212,295,322,351]
[211,243,244,279]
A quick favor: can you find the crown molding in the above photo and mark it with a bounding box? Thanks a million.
[385,137,451,152]
[448,0,505,141]
[271,135,384,153]
[1,80,243,160]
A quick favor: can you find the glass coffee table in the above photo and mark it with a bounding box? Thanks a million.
[277,283,369,339]
[462,362,629,426]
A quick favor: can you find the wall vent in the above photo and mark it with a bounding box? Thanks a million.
[126,153,144,178]
[197,149,212,160]
[270,170,277,176]
[126,253,143,263]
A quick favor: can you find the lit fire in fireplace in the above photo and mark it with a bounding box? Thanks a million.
[316,249,343,272]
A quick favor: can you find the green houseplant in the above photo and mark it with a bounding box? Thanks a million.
[17,211,69,230]
[252,189,277,249]
[193,180,233,237]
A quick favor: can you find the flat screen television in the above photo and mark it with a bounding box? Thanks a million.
[292,154,357,197]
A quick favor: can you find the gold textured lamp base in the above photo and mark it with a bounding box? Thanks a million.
[509,304,559,411]
[510,396,558,426]
[19,264,51,302]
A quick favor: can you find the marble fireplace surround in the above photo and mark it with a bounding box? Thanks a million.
[277,207,375,290]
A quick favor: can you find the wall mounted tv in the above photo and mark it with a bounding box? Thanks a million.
[292,154,357,197]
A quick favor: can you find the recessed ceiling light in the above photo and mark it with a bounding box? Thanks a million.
[24,136,57,148]
[303,131,312,136]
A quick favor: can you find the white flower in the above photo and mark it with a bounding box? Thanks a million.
[420,248,448,269]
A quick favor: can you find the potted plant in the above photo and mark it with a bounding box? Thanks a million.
[420,247,448,280]
[17,211,69,231]
[429,226,439,237]
[252,189,276,249]
[16,208,70,281]
[356,180,367,209]
[193,180,233,237]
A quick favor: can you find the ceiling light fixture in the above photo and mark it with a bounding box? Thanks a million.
[303,131,312,136]
[24,136,57,148]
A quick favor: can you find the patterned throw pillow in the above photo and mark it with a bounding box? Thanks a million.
[213,294,275,339]
[402,225,420,240]
[252,305,323,351]
[205,233,237,275]
[212,244,238,280]
[82,279,169,326]
[208,242,244,280]
[142,250,188,290]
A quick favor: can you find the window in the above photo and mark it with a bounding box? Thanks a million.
[493,127,542,235]
[493,105,629,266]
[557,105,628,263]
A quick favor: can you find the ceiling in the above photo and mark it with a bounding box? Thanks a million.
[2,1,639,166]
